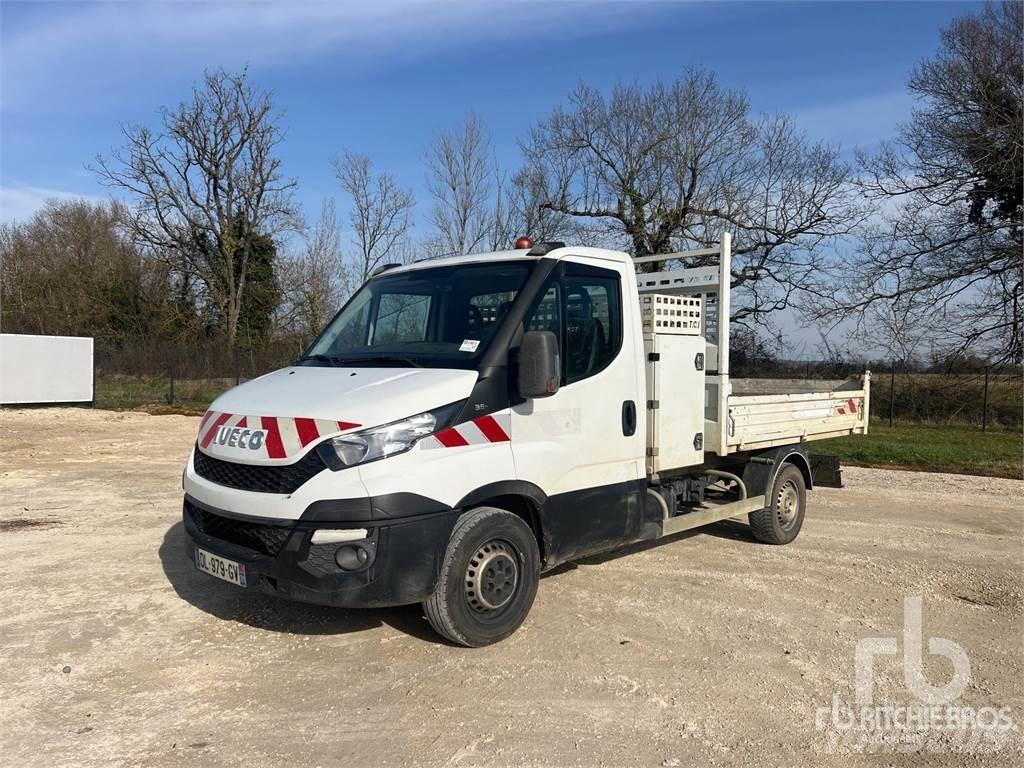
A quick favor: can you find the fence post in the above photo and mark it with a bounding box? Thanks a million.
[889,362,896,428]
[168,344,176,405]
[982,365,990,432]
[234,347,241,386]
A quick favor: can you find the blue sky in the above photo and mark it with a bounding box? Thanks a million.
[1,0,979,230]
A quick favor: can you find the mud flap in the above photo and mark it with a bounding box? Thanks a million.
[809,454,843,488]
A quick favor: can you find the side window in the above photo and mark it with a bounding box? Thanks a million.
[564,270,622,384]
[373,293,431,344]
[520,266,622,387]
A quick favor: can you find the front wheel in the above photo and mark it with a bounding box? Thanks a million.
[748,464,806,544]
[423,507,540,647]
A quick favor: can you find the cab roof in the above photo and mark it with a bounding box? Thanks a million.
[384,245,631,276]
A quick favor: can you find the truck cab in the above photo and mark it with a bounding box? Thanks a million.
[183,237,869,646]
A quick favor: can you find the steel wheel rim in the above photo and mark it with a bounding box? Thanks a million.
[465,539,519,613]
[776,480,800,528]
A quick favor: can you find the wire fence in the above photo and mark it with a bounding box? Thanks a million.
[869,366,1019,430]
[94,336,306,411]
[735,359,1021,430]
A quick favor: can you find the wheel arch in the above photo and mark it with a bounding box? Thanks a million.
[781,450,813,492]
[455,481,550,563]
[741,444,814,500]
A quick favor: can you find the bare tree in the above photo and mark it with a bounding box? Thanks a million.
[492,165,575,248]
[92,67,298,347]
[817,1,1023,365]
[278,199,349,340]
[522,70,862,327]
[333,151,415,281]
[426,112,493,256]
[487,162,516,252]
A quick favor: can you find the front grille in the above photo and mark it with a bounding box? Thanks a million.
[186,501,293,556]
[193,446,327,494]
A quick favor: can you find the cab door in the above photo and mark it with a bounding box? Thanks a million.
[510,257,646,564]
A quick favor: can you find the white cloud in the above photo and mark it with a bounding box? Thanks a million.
[1,1,656,113]
[791,90,914,151]
[0,185,106,224]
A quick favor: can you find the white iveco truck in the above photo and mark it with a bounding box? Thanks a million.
[183,235,870,646]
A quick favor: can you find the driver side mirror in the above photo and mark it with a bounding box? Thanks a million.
[517,330,560,398]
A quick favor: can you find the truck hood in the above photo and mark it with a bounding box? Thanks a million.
[196,366,478,464]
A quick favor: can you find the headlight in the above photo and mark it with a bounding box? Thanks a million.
[316,402,463,470]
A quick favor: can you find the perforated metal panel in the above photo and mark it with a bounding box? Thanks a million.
[640,294,702,336]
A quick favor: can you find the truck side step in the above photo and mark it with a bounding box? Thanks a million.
[659,495,767,537]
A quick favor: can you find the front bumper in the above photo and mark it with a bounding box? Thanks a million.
[182,495,459,608]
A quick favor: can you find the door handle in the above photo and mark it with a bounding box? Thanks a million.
[622,400,637,436]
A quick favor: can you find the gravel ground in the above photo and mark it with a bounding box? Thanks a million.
[1,408,1022,767]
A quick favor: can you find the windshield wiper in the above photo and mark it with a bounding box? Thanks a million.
[297,353,341,366]
[333,355,423,368]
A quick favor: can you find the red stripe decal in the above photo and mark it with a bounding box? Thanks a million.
[262,416,286,459]
[198,410,214,430]
[847,398,858,414]
[837,408,846,415]
[337,421,361,431]
[236,416,247,428]
[200,412,232,448]
[474,414,510,443]
[295,417,320,447]
[435,427,469,448]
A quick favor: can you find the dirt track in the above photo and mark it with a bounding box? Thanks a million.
[1,408,1022,767]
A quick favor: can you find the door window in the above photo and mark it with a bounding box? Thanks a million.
[520,265,622,385]
[564,271,622,383]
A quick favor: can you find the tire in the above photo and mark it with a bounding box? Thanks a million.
[749,464,806,545]
[423,507,540,647]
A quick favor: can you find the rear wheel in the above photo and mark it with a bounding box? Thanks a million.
[423,507,540,647]
[749,464,806,544]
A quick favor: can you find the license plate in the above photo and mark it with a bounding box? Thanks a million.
[194,547,247,587]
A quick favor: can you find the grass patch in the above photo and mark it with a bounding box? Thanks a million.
[818,423,1023,479]
[95,375,230,415]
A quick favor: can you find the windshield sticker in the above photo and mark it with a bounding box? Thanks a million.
[459,339,480,353]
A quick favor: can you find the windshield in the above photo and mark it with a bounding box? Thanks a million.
[303,261,533,369]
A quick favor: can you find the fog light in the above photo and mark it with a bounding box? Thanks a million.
[335,545,370,571]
